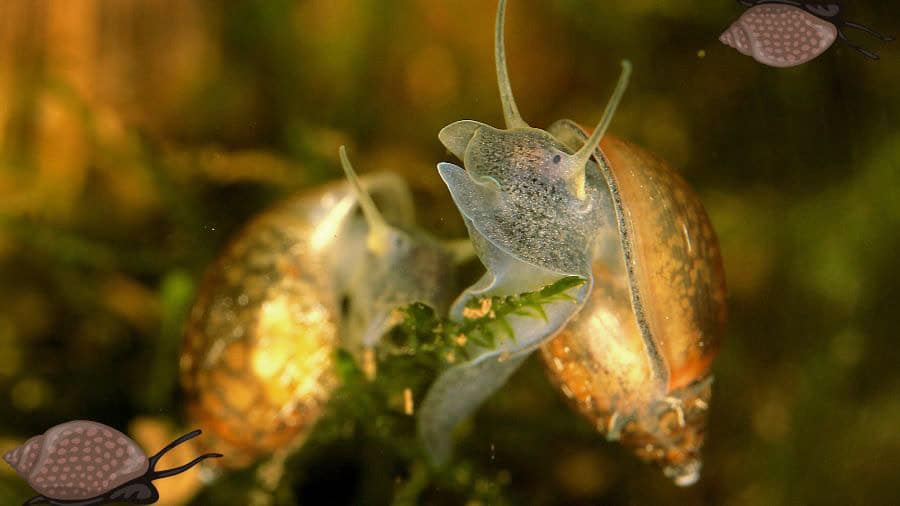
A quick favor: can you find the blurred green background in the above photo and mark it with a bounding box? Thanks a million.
[1,0,898,504]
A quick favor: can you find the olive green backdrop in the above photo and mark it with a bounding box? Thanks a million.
[0,1,898,504]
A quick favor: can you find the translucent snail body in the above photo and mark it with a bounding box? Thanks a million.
[419,0,726,485]
[181,150,458,468]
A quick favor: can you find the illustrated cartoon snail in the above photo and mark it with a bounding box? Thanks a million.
[180,147,462,468]
[419,0,726,486]
[720,0,893,66]
[3,420,221,505]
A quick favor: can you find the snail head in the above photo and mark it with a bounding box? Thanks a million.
[439,0,631,202]
[339,147,459,349]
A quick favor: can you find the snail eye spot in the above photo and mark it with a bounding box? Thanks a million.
[552,154,562,164]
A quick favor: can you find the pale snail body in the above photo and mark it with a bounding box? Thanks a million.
[720,1,893,66]
[180,155,458,468]
[3,420,220,505]
[419,0,726,485]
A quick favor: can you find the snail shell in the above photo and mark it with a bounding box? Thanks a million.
[3,420,147,501]
[181,155,458,468]
[539,128,726,486]
[720,2,893,66]
[419,0,726,484]
[719,3,836,67]
[4,421,219,504]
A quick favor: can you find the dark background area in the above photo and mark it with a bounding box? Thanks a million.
[1,1,898,504]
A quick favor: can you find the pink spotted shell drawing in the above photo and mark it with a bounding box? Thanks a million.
[720,1,893,67]
[3,420,221,505]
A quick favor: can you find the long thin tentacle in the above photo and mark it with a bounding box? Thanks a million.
[496,0,528,129]
[838,30,881,60]
[339,145,391,255]
[151,453,223,480]
[569,60,632,199]
[147,429,203,470]
[843,21,894,41]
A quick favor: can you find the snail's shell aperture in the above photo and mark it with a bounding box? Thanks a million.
[3,420,148,500]
[719,4,837,67]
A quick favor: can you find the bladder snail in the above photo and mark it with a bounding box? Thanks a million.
[418,0,726,485]
[720,0,893,66]
[180,147,460,468]
[2,420,220,505]
[536,131,726,485]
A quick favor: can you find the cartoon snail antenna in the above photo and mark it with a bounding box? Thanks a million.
[568,60,632,200]
[495,0,527,129]
[146,429,222,480]
[339,145,391,255]
[837,21,894,60]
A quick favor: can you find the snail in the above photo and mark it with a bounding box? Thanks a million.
[180,147,461,468]
[418,0,726,486]
[2,420,221,505]
[720,0,893,67]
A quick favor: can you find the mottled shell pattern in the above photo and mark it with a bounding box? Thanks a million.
[180,154,458,468]
[720,3,836,67]
[419,0,726,485]
[3,421,147,501]
[720,1,893,67]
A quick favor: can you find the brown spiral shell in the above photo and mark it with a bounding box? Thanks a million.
[539,131,727,486]
[719,4,837,67]
[179,185,342,469]
[2,420,148,501]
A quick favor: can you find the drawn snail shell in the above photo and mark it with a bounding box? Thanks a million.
[180,148,460,468]
[720,1,893,67]
[2,420,220,505]
[419,0,726,485]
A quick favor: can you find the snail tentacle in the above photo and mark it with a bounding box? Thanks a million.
[837,30,881,60]
[568,60,632,200]
[150,453,224,480]
[144,428,223,486]
[339,145,392,255]
[146,429,203,470]
[842,21,894,41]
[495,0,528,129]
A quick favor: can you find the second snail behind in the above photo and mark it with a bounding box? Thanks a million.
[180,0,727,488]
[180,147,463,468]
